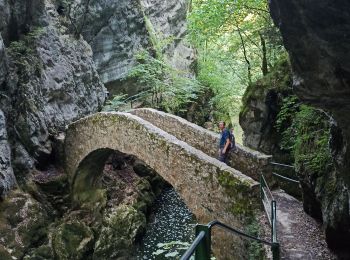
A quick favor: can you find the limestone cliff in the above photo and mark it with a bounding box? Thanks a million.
[240,57,292,158]
[267,0,350,254]
[58,0,194,93]
[0,0,106,195]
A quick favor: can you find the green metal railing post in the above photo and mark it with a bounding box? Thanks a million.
[271,242,280,260]
[195,224,211,260]
[260,174,263,201]
[271,200,280,260]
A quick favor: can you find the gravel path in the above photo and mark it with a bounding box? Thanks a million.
[259,189,336,260]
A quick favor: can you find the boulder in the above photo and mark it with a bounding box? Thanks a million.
[0,190,49,259]
[93,205,146,259]
[52,220,94,260]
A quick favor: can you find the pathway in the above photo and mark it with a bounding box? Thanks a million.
[260,189,336,259]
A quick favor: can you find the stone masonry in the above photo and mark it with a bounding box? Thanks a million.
[130,108,272,181]
[64,112,260,259]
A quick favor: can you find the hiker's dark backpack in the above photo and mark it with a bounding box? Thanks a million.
[229,130,236,150]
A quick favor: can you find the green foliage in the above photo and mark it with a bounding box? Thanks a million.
[246,220,266,260]
[102,94,128,112]
[188,0,286,137]
[276,98,333,175]
[152,241,191,259]
[7,27,44,69]
[126,50,203,114]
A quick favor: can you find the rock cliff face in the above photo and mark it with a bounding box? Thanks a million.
[0,0,105,195]
[269,0,350,254]
[239,58,292,158]
[61,0,194,92]
[0,0,193,196]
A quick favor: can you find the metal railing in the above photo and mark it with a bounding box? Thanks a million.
[270,161,300,184]
[182,163,297,260]
[181,219,280,260]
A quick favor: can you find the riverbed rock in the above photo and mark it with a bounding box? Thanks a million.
[52,220,94,260]
[0,190,50,259]
[93,204,146,259]
[269,0,350,254]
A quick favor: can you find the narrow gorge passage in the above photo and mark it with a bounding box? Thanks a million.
[1,0,349,259]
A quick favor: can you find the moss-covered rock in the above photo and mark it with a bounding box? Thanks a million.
[23,244,54,260]
[52,221,94,260]
[0,245,13,260]
[240,55,293,157]
[93,205,146,259]
[0,189,50,259]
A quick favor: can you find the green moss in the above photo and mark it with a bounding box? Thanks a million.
[143,14,162,59]
[52,221,94,260]
[72,188,107,212]
[276,103,333,175]
[217,170,257,217]
[245,218,266,260]
[0,245,12,260]
[93,205,146,259]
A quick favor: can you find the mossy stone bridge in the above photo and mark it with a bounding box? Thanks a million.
[64,108,272,259]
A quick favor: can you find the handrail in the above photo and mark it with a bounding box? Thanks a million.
[207,220,273,246]
[272,172,299,184]
[180,231,206,260]
[181,173,281,260]
[181,219,279,260]
[260,174,274,200]
[270,161,294,168]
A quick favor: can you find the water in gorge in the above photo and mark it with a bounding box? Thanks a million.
[135,187,197,259]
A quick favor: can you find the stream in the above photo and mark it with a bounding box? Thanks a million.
[135,187,197,259]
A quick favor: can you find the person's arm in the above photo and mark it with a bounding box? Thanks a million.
[222,133,231,154]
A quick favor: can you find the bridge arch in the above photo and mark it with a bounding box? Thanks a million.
[64,112,259,258]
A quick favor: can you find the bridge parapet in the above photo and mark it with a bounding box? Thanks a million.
[130,108,272,181]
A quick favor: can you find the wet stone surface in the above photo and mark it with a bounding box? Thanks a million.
[135,187,196,259]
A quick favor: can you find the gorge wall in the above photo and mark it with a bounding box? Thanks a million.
[0,0,193,197]
[0,0,106,195]
[61,0,194,94]
[269,0,350,254]
[0,1,196,258]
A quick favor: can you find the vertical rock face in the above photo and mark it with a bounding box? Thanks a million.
[65,0,194,90]
[142,0,194,73]
[269,0,350,254]
[0,0,106,193]
[239,58,292,158]
[0,110,16,196]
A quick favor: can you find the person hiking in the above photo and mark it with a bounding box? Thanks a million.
[218,121,231,163]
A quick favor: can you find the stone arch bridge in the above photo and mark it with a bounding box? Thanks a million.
[64,108,271,259]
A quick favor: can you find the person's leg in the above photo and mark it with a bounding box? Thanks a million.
[218,149,227,163]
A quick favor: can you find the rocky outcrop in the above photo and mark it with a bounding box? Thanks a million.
[52,221,95,260]
[0,190,50,259]
[239,58,292,158]
[93,205,146,259]
[62,0,194,91]
[269,0,350,254]
[0,0,106,192]
[0,110,16,195]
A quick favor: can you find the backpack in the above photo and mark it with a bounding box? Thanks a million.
[229,130,236,150]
